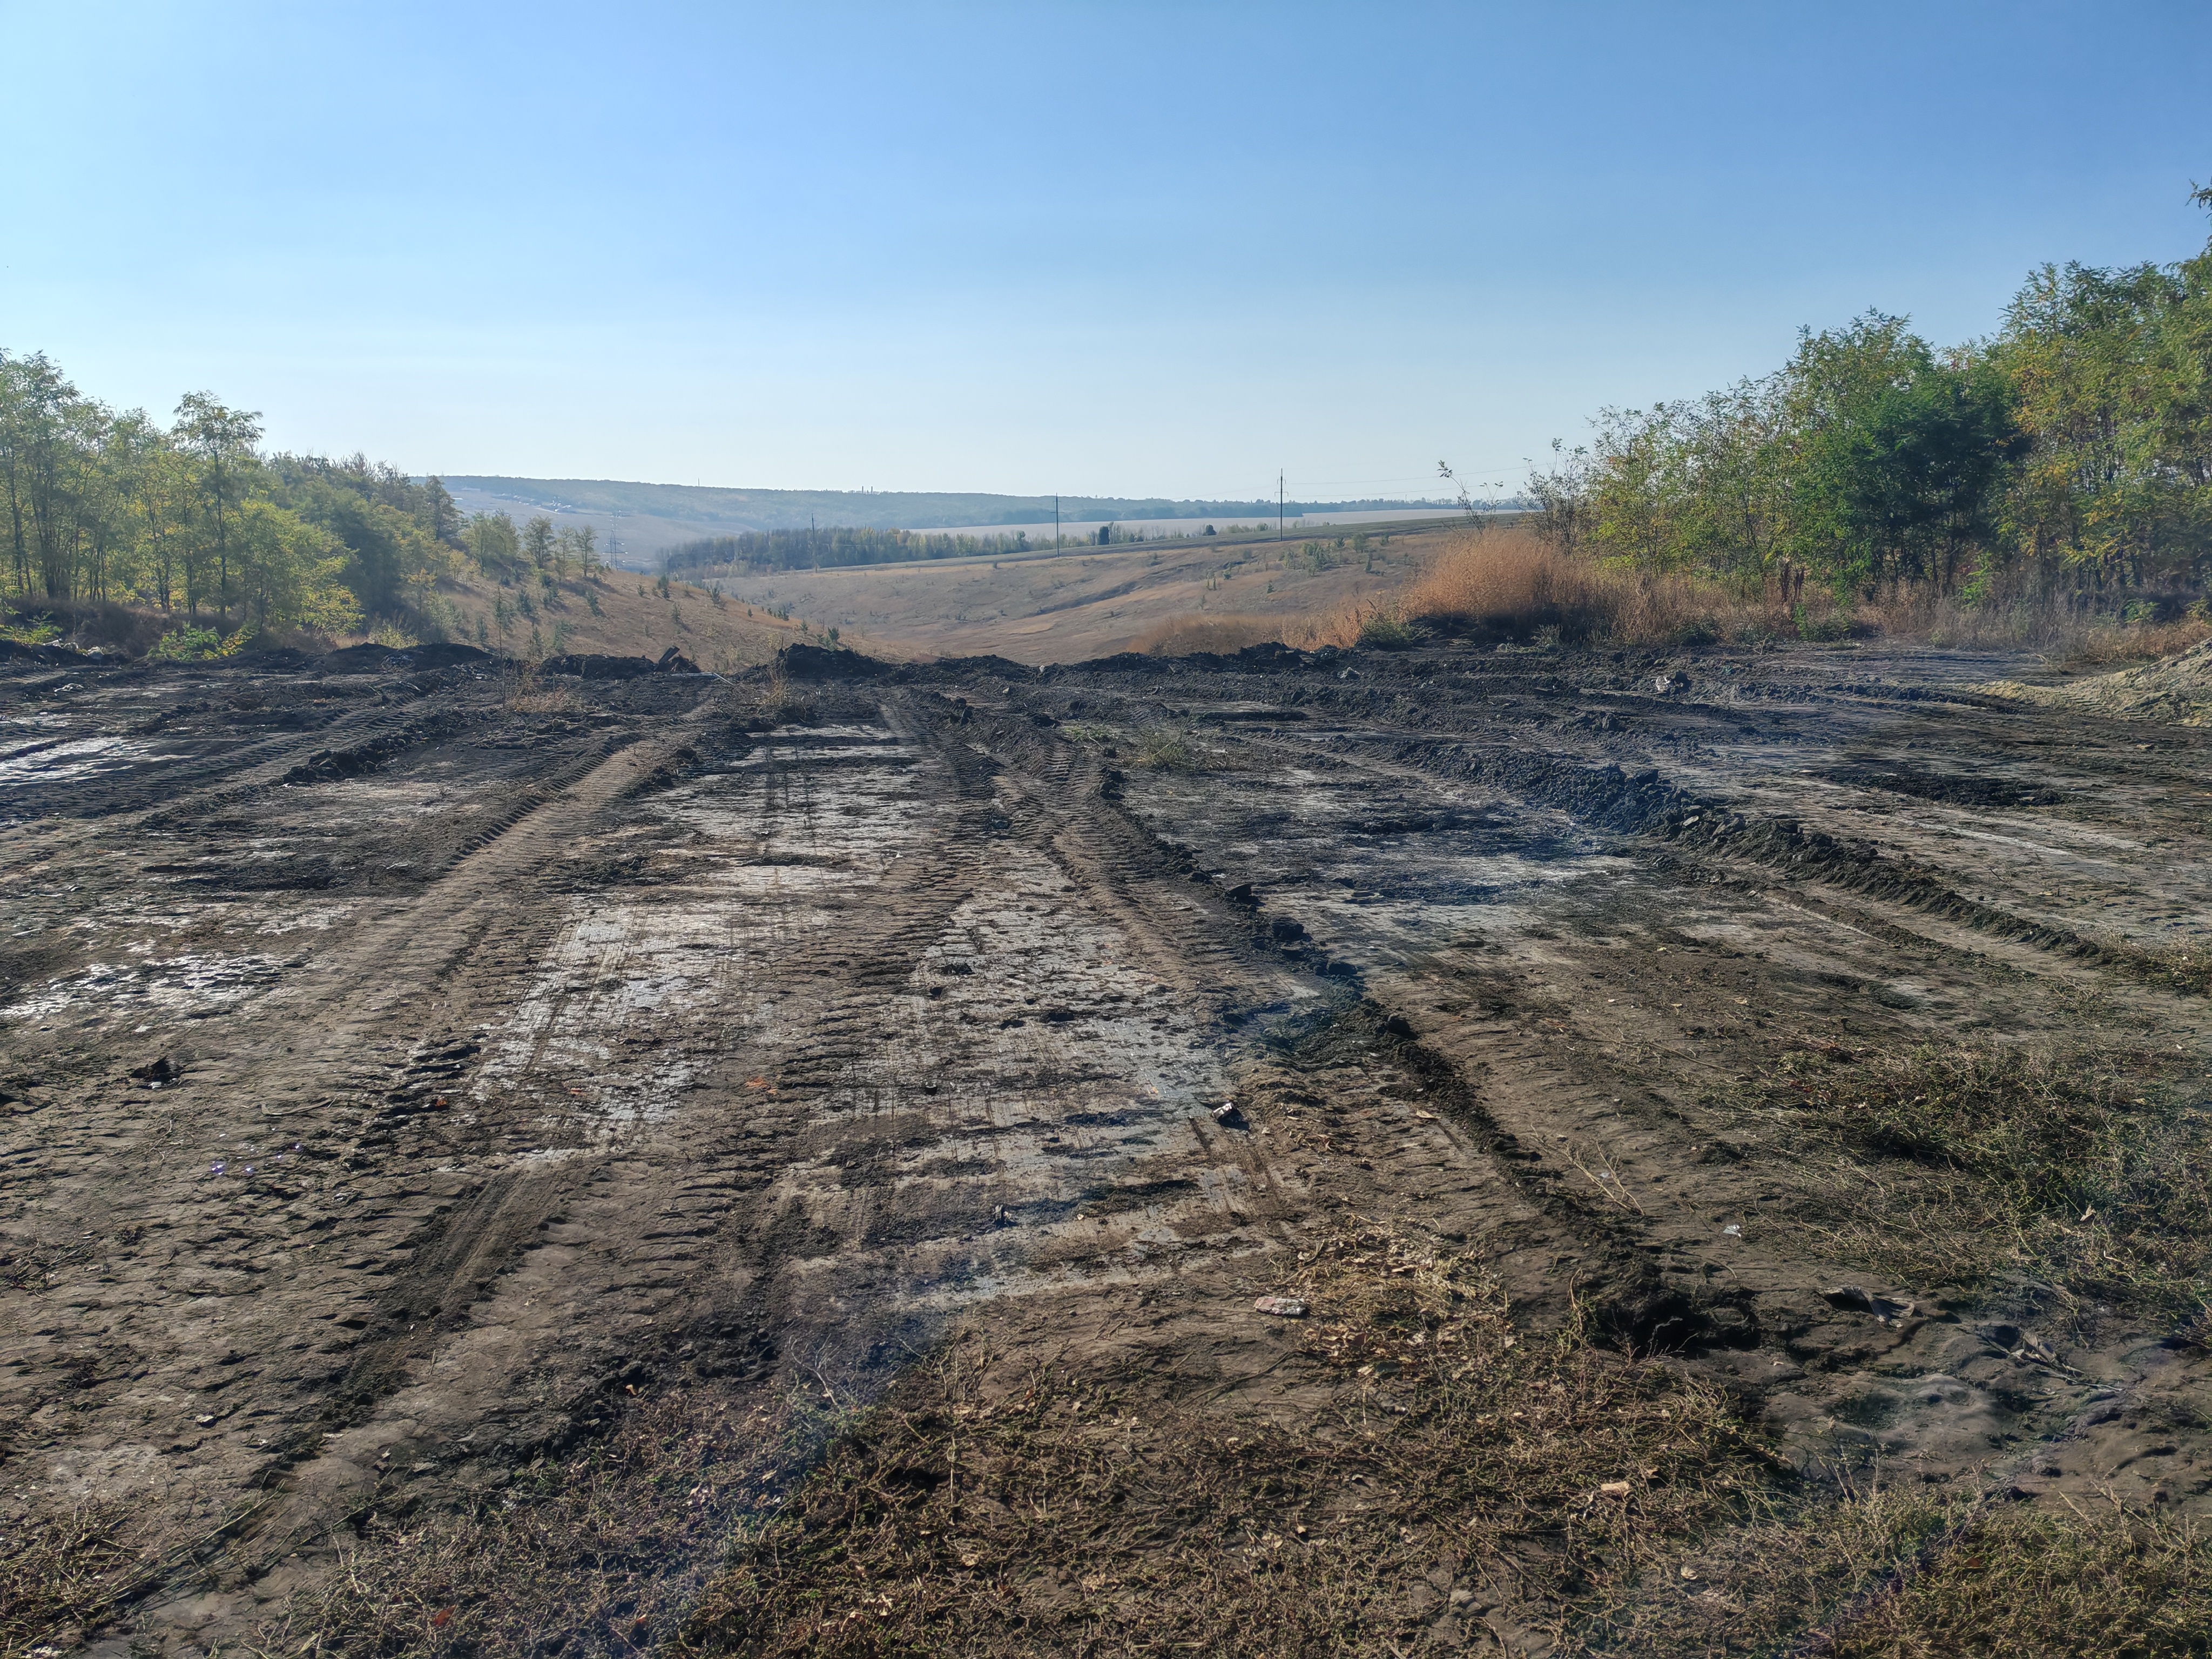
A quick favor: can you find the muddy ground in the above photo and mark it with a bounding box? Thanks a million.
[4,636,2210,1656]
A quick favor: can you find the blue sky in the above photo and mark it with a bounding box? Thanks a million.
[4,2,2209,501]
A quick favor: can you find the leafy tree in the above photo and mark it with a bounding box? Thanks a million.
[174,392,263,611]
[231,499,359,629]
[467,510,521,572]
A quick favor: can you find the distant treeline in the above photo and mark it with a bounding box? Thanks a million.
[667,524,1130,574]
[667,515,1441,575]
[1527,186,2212,598]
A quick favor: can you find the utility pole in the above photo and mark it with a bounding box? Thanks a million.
[1278,471,1284,541]
[1055,494,1060,554]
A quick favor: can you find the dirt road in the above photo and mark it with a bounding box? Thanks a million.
[5,637,2209,1655]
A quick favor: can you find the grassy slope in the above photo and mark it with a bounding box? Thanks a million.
[710,522,1463,663]
[423,570,813,670]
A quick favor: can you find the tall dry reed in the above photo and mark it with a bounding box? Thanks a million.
[1124,529,2208,662]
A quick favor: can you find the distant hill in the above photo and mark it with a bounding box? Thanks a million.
[435,476,1453,569]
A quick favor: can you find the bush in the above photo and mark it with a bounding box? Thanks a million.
[1355,608,1424,649]
[150,625,225,660]
[1794,604,1852,642]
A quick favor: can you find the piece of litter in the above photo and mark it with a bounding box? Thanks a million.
[1722,1224,1741,1237]
[1597,1480,1632,1498]
[1253,1296,1308,1318]
[1681,1565,1699,1581]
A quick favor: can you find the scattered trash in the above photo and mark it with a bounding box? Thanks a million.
[1597,1480,1632,1498]
[1822,1286,1917,1324]
[1981,1323,2068,1369]
[194,1414,217,1426]
[1253,1296,1308,1318]
[1722,1223,1741,1237]
[210,1161,225,1175]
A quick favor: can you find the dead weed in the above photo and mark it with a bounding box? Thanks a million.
[1,1503,137,1654]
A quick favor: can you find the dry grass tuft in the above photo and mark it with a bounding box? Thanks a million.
[1393,529,1825,648]
[500,663,583,714]
[2060,614,2212,669]
[1131,725,1197,771]
[2,1504,138,1654]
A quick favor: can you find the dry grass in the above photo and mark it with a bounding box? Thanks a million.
[1121,533,2212,662]
[500,662,585,713]
[233,1387,840,1659]
[678,1223,1789,1656]
[2061,615,2212,669]
[1722,1041,2212,1318]
[1,1504,138,1653]
[1817,1498,2212,1658]
[1394,529,1838,648]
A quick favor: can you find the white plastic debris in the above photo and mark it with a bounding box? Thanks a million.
[1253,1296,1308,1318]
[1722,1224,1742,1237]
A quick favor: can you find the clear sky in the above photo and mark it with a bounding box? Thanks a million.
[5,2,2210,502]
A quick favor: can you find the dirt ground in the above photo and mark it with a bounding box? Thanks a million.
[5,633,2211,1656]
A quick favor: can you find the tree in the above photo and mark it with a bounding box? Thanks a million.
[1526,439,1595,554]
[174,392,263,612]
[230,500,359,629]
[521,514,556,570]
[466,510,521,572]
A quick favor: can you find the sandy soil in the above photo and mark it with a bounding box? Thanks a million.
[4,635,2209,1654]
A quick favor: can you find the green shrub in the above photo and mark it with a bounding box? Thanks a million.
[1357,610,1423,649]
[150,625,224,660]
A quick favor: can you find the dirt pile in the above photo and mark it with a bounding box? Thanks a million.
[4,635,2210,1655]
[1980,634,2212,724]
